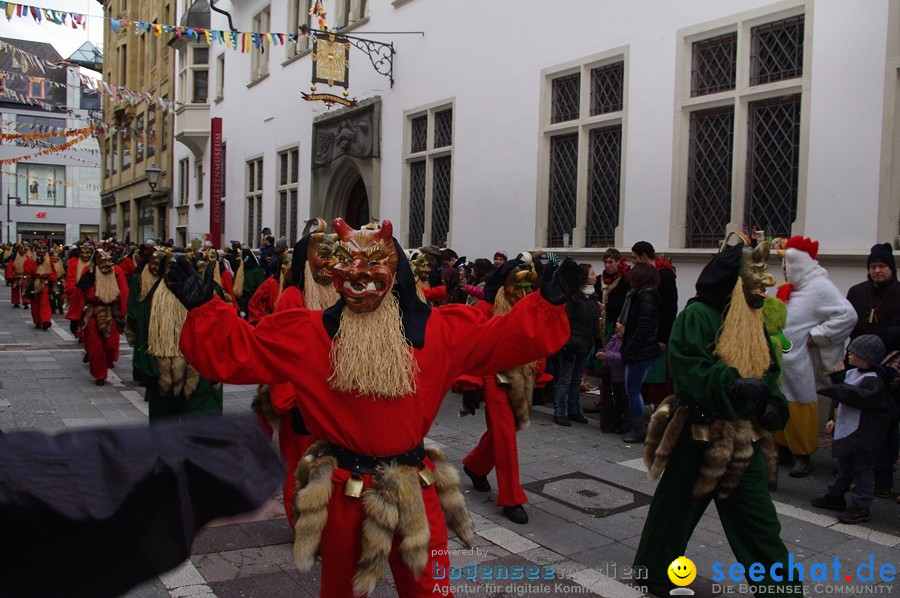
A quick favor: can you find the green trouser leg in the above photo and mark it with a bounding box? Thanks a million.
[148,378,224,423]
[635,436,803,596]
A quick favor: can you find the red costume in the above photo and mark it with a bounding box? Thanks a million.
[5,246,31,308]
[460,258,545,522]
[247,275,279,326]
[176,220,570,598]
[267,285,319,526]
[81,255,129,385]
[65,247,95,339]
[23,245,57,329]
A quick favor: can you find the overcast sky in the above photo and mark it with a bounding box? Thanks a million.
[0,0,105,62]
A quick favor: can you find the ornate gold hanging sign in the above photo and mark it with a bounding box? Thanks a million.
[303,32,357,107]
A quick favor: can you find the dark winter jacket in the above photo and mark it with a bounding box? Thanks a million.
[819,368,899,460]
[621,288,661,365]
[563,290,602,353]
[846,279,900,341]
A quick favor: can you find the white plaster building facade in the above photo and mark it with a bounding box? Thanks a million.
[172,0,900,304]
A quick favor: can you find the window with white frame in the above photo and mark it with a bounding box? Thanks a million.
[179,46,209,104]
[277,147,300,243]
[246,158,263,247]
[195,160,204,204]
[250,6,271,82]
[27,76,45,100]
[220,143,226,236]
[215,53,225,100]
[404,104,453,248]
[541,54,625,249]
[286,0,312,60]
[680,11,805,247]
[178,157,189,206]
[335,0,367,29]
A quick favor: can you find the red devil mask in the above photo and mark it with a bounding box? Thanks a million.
[331,218,398,313]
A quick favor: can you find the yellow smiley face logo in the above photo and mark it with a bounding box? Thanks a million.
[667,556,696,586]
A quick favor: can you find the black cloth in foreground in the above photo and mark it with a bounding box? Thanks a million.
[0,414,283,598]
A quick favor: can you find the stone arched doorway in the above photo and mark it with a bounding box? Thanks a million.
[345,177,370,227]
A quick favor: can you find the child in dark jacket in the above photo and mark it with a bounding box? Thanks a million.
[810,335,900,523]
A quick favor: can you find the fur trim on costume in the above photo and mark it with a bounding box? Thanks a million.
[427,448,474,548]
[691,420,731,500]
[760,432,779,490]
[251,384,280,430]
[83,305,114,338]
[643,396,688,480]
[504,364,536,430]
[355,466,402,596]
[714,419,755,499]
[393,466,430,578]
[183,364,200,399]
[292,448,337,571]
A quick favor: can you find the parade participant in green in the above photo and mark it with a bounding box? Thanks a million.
[635,235,801,597]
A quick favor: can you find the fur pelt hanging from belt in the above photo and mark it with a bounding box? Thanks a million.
[644,396,778,499]
[250,384,280,431]
[291,443,473,597]
[82,304,117,338]
[500,362,536,430]
[146,281,200,398]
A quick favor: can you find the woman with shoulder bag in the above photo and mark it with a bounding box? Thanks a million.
[617,262,661,443]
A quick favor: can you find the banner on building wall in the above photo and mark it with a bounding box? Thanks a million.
[209,117,223,249]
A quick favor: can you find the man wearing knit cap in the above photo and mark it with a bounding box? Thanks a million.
[847,243,900,340]
[846,242,900,499]
[493,251,507,268]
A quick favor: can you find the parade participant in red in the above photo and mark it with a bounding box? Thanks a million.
[23,242,57,330]
[167,218,578,598]
[5,243,31,308]
[263,218,340,527]
[65,242,95,339]
[460,255,542,524]
[78,249,129,385]
[49,245,66,315]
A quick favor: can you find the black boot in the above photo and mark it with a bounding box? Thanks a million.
[623,416,646,443]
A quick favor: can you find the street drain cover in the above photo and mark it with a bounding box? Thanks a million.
[523,472,651,517]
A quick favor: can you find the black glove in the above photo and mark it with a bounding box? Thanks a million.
[540,257,581,306]
[756,401,783,431]
[76,270,95,291]
[165,255,214,310]
[730,378,769,407]
[290,407,310,435]
[461,390,481,416]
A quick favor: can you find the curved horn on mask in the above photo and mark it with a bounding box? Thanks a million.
[303,217,327,237]
[332,218,353,240]
[377,220,393,241]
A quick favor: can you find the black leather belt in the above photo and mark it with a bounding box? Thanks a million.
[324,442,426,475]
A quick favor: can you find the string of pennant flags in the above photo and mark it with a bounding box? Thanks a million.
[1,168,101,191]
[0,127,95,166]
[0,43,181,114]
[1,0,330,53]
[0,67,180,114]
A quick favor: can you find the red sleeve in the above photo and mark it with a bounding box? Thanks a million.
[4,261,12,279]
[274,286,305,311]
[438,292,569,377]
[118,259,136,277]
[423,285,447,302]
[247,277,277,326]
[220,270,238,307]
[180,296,309,385]
[65,258,78,294]
[23,259,36,276]
[115,268,129,313]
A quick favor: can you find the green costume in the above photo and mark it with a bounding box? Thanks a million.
[125,261,223,422]
[634,242,802,597]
